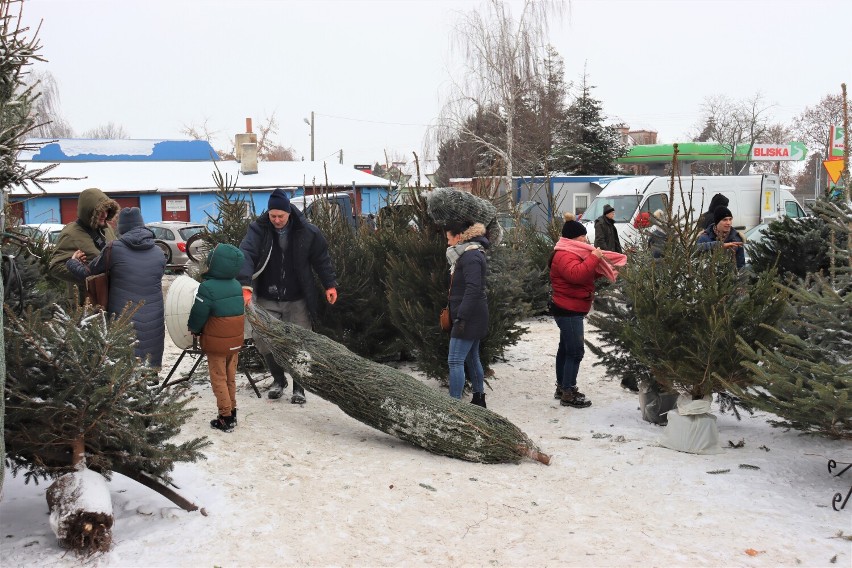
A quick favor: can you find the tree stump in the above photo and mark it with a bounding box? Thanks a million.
[46,468,114,555]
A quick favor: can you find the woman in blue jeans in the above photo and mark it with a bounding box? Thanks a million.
[549,213,606,408]
[444,219,490,408]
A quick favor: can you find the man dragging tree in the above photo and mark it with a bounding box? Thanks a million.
[238,188,338,404]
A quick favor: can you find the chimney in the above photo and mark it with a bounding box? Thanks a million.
[241,142,258,174]
[235,117,258,162]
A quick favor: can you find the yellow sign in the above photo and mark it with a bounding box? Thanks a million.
[823,159,845,184]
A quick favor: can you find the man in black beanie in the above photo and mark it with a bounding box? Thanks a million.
[697,193,730,230]
[593,203,622,253]
[696,205,745,269]
[238,188,338,403]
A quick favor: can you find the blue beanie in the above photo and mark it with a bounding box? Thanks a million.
[268,188,291,213]
[117,207,144,234]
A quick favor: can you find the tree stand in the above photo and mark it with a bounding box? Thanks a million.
[160,338,262,398]
[659,395,723,454]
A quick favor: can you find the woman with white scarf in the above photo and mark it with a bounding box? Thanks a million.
[444,220,490,408]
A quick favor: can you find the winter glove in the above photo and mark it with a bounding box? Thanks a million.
[325,287,338,305]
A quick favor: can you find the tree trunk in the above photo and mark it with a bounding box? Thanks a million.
[46,468,114,556]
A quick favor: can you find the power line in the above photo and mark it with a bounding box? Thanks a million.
[314,112,432,128]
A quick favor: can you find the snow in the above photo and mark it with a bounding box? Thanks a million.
[1,313,850,567]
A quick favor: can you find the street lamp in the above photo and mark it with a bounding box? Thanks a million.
[303,111,314,161]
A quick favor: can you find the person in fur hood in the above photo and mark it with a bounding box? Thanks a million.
[444,220,489,408]
[49,187,119,305]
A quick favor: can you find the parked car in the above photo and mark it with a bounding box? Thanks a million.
[146,221,206,269]
[12,223,65,247]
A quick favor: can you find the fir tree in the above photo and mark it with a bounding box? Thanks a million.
[4,302,209,487]
[746,215,838,280]
[734,198,851,439]
[561,74,626,175]
[591,168,788,400]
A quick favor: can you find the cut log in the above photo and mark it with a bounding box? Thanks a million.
[46,468,113,555]
[250,308,549,465]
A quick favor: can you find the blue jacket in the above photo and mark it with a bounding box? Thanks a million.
[696,224,745,269]
[238,207,337,319]
[68,226,166,366]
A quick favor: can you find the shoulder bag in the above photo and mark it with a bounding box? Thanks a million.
[439,272,453,333]
[85,244,113,309]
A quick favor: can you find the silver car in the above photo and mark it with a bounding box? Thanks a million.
[146,221,205,270]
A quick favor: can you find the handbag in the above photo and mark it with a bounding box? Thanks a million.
[85,244,112,309]
[439,272,454,333]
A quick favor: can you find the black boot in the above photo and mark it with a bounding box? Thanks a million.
[210,414,235,432]
[470,392,486,408]
[263,353,288,399]
[231,408,237,426]
[291,382,306,405]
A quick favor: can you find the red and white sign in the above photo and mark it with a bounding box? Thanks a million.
[751,143,805,161]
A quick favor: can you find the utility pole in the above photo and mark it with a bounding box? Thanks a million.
[338,149,343,164]
[303,111,315,161]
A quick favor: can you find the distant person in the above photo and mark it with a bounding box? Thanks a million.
[364,213,377,232]
[550,213,626,408]
[696,206,745,269]
[238,188,338,404]
[593,204,623,254]
[697,193,729,230]
[65,207,167,367]
[647,209,668,260]
[50,187,119,305]
[444,219,489,408]
[187,244,246,433]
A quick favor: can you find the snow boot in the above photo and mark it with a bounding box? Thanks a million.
[560,387,592,408]
[210,414,235,433]
[470,392,486,408]
[263,353,288,399]
[231,408,237,426]
[291,382,306,405]
[554,385,563,399]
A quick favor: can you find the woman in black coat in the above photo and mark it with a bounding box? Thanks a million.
[444,220,489,408]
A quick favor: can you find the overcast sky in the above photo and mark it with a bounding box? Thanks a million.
[21,0,852,171]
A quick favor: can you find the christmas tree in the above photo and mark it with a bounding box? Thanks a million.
[734,198,851,439]
[746,215,838,280]
[4,302,209,494]
[591,164,788,401]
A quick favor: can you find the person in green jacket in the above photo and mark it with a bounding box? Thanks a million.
[187,243,246,433]
[49,187,119,305]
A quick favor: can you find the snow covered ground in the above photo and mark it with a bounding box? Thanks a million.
[1,315,850,567]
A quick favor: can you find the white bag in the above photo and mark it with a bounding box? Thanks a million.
[659,410,723,454]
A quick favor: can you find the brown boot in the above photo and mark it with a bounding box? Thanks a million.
[560,387,591,408]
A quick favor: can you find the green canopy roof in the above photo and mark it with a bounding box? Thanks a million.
[619,142,807,163]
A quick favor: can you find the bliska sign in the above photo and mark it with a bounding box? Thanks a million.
[751,142,807,161]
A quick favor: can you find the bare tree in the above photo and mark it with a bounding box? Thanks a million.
[435,0,565,199]
[81,121,129,139]
[694,93,774,174]
[25,70,74,138]
[792,93,844,159]
[180,117,219,143]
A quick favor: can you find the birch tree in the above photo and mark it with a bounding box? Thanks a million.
[436,0,564,199]
[694,93,774,174]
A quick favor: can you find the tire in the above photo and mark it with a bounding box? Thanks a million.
[185,233,211,264]
[154,239,172,264]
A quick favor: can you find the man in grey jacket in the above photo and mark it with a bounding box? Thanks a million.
[238,188,338,403]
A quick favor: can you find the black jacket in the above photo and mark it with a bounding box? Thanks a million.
[449,233,490,341]
[238,207,337,319]
[594,215,623,253]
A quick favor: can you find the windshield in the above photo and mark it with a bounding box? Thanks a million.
[583,195,642,223]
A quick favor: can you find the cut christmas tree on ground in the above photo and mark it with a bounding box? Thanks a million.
[249,307,550,465]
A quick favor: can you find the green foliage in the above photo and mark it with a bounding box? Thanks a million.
[4,303,209,482]
[499,219,554,316]
[195,164,257,254]
[746,215,837,279]
[733,200,852,439]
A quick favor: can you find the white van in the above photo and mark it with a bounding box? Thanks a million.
[582,174,806,246]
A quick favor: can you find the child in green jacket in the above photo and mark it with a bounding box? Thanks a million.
[188,243,246,432]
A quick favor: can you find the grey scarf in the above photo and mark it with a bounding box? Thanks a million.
[446,241,484,274]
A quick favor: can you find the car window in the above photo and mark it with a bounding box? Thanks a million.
[785,201,805,218]
[639,194,668,216]
[584,195,642,222]
[148,227,163,239]
[179,226,205,240]
[48,231,62,244]
[163,229,175,240]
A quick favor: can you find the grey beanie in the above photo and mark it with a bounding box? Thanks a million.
[117,207,145,234]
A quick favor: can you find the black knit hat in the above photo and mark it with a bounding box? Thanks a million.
[603,204,615,215]
[713,205,733,225]
[561,218,587,239]
[268,188,291,213]
[117,207,144,234]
